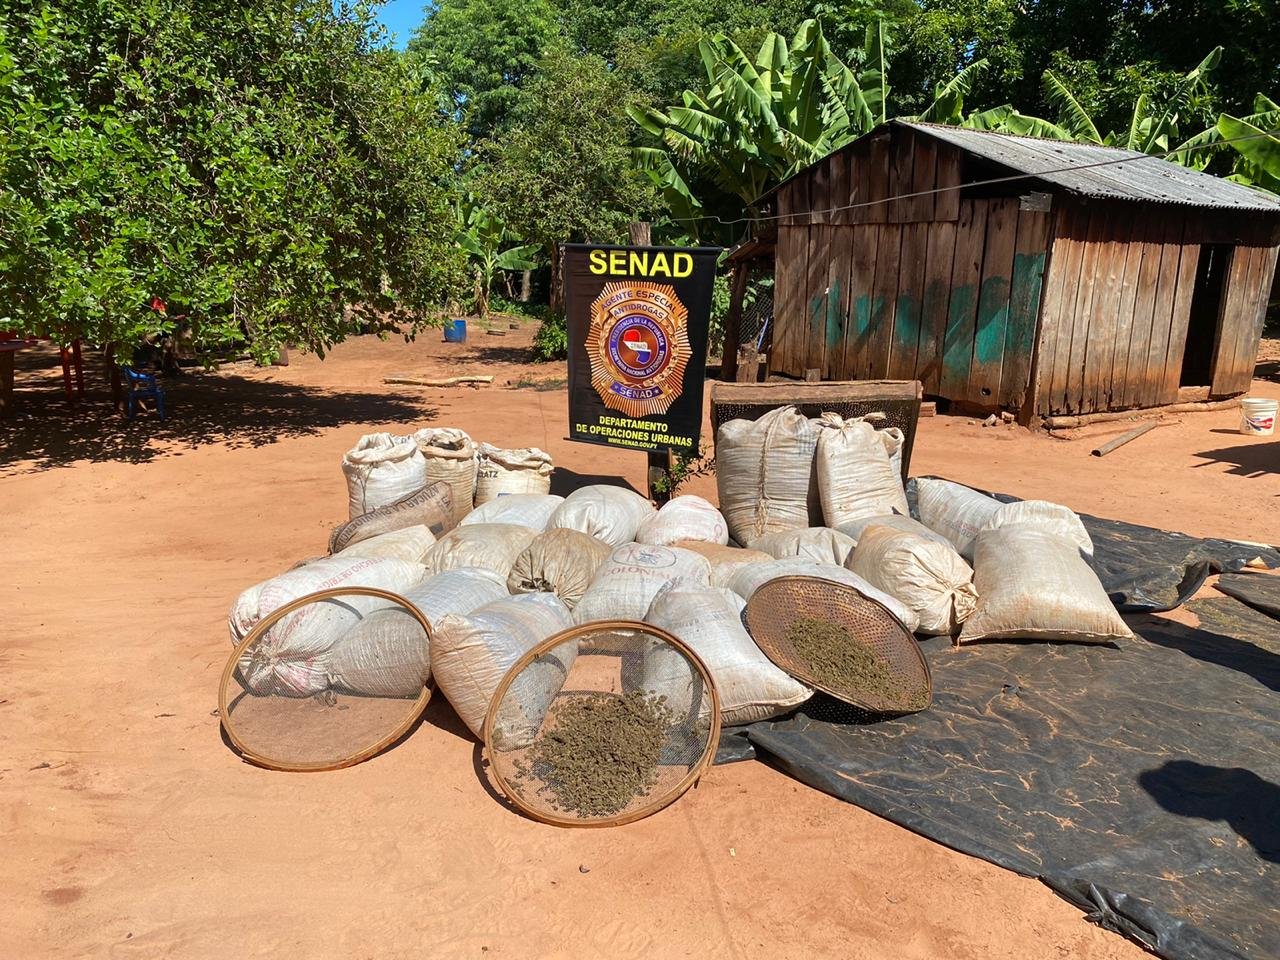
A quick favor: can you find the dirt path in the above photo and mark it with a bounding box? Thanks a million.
[3,323,1275,959]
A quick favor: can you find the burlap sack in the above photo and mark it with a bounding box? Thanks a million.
[342,432,428,519]
[328,481,454,554]
[411,427,478,523]
[716,406,818,545]
[507,527,613,608]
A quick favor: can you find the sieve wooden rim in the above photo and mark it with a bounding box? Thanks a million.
[219,586,434,772]
[483,619,723,828]
[744,575,932,712]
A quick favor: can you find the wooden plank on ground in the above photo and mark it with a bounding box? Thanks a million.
[1045,206,1090,414]
[917,220,958,396]
[805,225,833,373]
[1107,223,1146,410]
[842,225,881,379]
[934,144,961,222]
[999,208,1052,409]
[968,198,1019,404]
[1140,218,1184,407]
[867,223,903,378]
[824,225,854,379]
[939,200,987,400]
[888,222,928,380]
[1159,217,1200,404]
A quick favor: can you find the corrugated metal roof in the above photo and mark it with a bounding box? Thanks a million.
[897,121,1280,212]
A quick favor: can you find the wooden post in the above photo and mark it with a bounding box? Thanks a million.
[720,261,749,382]
[0,349,14,419]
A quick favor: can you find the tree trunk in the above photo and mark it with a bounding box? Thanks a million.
[548,242,564,316]
[628,221,652,246]
[519,269,531,303]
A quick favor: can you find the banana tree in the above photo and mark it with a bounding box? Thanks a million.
[454,199,539,320]
[629,19,992,237]
[1167,96,1280,193]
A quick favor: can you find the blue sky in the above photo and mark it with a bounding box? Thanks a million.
[375,0,427,49]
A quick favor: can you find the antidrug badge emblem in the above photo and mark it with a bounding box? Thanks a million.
[585,281,690,419]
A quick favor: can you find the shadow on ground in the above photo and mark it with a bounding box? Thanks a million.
[1190,443,1280,479]
[1,369,437,474]
[1140,760,1280,863]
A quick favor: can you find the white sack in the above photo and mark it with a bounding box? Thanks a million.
[750,527,857,565]
[636,495,728,547]
[229,556,428,696]
[835,513,950,547]
[913,478,1004,560]
[431,592,574,744]
[673,541,774,589]
[507,527,613,608]
[845,525,977,636]
[724,558,920,633]
[422,523,538,578]
[342,432,428,520]
[327,567,508,697]
[335,524,436,563]
[981,500,1094,557]
[474,444,554,504]
[328,480,455,553]
[411,427,478,523]
[880,427,905,480]
[959,524,1133,644]
[548,484,656,547]
[715,406,818,545]
[812,413,909,527]
[573,543,711,624]
[643,584,811,726]
[461,493,564,532]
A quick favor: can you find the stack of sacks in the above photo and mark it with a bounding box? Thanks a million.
[673,541,773,589]
[643,583,812,726]
[750,527,856,565]
[327,567,509,696]
[845,524,976,636]
[422,523,538,578]
[411,428,478,525]
[461,493,564,532]
[341,432,428,520]
[430,592,574,744]
[229,555,429,696]
[549,484,656,547]
[725,557,920,633]
[716,406,818,544]
[474,444,554,504]
[636,495,728,547]
[507,528,613,608]
[573,542,711,623]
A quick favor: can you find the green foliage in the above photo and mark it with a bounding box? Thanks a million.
[454,197,539,319]
[0,0,464,359]
[649,443,714,497]
[532,311,569,362]
[410,0,563,140]
[475,48,656,308]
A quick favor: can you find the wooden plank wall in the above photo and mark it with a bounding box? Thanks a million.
[770,127,1052,408]
[1033,202,1279,415]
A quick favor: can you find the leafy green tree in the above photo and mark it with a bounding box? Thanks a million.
[475,49,655,313]
[410,0,563,140]
[0,0,464,361]
[454,198,540,319]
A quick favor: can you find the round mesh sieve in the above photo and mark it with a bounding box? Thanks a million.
[484,621,721,827]
[219,587,433,772]
[744,576,931,714]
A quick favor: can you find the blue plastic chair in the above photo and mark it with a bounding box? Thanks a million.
[122,365,165,420]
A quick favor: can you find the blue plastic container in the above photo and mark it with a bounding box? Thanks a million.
[443,318,467,343]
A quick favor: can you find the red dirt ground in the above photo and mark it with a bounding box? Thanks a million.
[3,320,1276,959]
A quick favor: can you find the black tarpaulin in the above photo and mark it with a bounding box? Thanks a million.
[713,490,1280,960]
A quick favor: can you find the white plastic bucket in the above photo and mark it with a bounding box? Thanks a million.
[1240,397,1278,436]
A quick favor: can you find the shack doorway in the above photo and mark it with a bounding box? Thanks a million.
[1180,244,1234,387]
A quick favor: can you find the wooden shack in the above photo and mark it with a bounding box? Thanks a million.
[748,121,1280,417]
